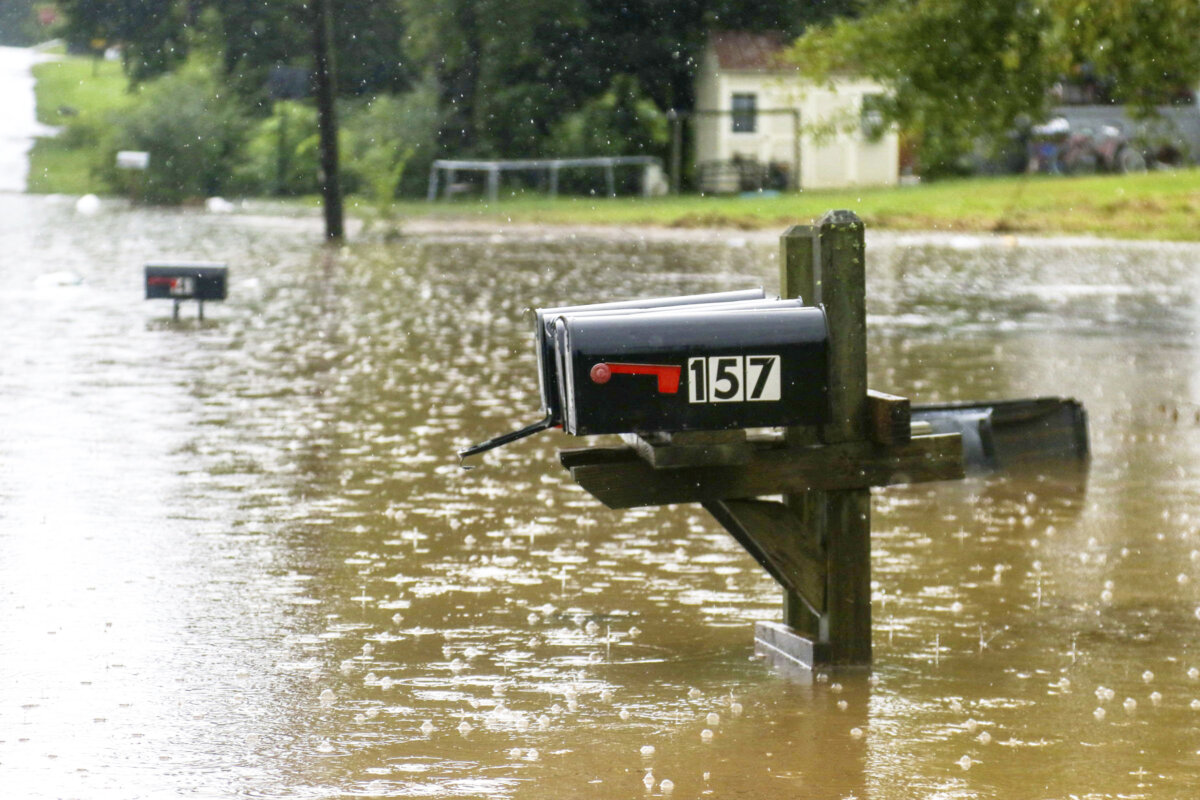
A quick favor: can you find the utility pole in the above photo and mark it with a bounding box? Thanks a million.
[312,0,344,240]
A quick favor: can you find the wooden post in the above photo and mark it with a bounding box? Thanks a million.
[778,211,872,666]
[312,0,344,240]
[779,224,823,642]
[669,110,683,195]
[817,210,870,665]
[427,164,439,201]
[792,110,802,191]
[487,167,500,203]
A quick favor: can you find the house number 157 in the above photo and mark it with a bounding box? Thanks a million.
[687,355,781,403]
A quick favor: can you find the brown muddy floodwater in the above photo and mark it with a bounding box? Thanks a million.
[3,194,1200,799]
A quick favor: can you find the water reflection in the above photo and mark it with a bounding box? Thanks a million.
[3,196,1200,798]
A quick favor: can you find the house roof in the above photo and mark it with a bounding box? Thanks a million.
[709,31,796,72]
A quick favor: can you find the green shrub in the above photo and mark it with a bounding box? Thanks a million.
[233,100,322,196]
[100,61,245,204]
[343,78,442,202]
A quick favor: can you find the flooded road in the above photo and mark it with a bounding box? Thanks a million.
[0,47,52,193]
[3,195,1200,799]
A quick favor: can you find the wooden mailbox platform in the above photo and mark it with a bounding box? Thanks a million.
[559,211,966,669]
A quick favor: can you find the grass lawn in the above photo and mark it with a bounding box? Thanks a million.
[395,168,1200,241]
[27,53,134,195]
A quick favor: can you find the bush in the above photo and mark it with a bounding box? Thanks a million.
[547,75,667,195]
[233,100,322,196]
[551,75,667,158]
[343,78,442,202]
[99,62,245,204]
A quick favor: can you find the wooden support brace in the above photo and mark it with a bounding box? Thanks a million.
[703,498,826,615]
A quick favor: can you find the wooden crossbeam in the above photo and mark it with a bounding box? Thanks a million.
[559,433,963,510]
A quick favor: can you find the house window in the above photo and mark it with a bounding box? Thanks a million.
[731,93,757,133]
[861,94,886,141]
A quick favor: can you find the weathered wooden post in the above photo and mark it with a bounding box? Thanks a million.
[779,212,871,664]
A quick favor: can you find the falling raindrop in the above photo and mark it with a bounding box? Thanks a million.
[1142,670,1155,683]
[850,727,864,739]
[957,755,973,770]
[318,689,335,706]
[659,778,675,793]
[642,771,655,790]
[619,709,631,721]
[1094,707,1107,721]
[730,702,743,716]
[1123,697,1137,713]
[977,731,992,744]
[837,700,848,711]
[640,745,656,756]
[362,643,374,657]
[420,720,434,734]
[1150,691,1163,706]
[687,688,702,700]
[701,729,714,742]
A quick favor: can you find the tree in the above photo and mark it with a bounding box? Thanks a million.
[790,0,1055,175]
[58,0,192,81]
[400,0,857,159]
[0,0,45,46]
[1047,0,1200,113]
[791,0,1200,175]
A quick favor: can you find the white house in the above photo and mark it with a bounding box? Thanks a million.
[693,31,899,192]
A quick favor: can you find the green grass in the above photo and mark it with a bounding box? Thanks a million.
[27,54,135,194]
[394,169,1200,241]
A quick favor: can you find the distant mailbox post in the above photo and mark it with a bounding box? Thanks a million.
[145,262,227,321]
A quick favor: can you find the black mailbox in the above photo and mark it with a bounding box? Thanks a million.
[534,289,765,419]
[460,290,829,459]
[145,262,227,319]
[554,303,828,435]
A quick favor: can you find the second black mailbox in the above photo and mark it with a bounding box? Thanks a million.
[554,303,829,435]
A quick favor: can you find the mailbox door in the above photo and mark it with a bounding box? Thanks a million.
[555,305,829,435]
[534,289,765,418]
